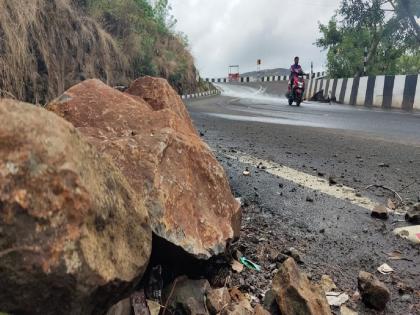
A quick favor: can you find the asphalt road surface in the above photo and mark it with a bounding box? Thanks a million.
[186,82,420,315]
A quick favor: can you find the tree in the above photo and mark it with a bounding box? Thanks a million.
[317,0,420,77]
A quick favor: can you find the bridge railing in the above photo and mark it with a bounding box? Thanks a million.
[204,72,326,84]
[306,74,420,110]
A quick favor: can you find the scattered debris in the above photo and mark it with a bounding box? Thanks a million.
[371,204,389,220]
[377,263,394,275]
[378,163,390,168]
[325,292,349,307]
[385,250,412,261]
[239,257,261,271]
[393,225,420,244]
[358,271,391,311]
[320,275,337,293]
[272,258,332,315]
[243,168,251,176]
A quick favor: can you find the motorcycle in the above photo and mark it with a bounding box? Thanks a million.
[287,73,305,106]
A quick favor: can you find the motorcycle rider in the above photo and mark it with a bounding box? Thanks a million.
[290,56,303,89]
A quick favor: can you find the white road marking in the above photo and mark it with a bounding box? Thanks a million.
[223,151,378,211]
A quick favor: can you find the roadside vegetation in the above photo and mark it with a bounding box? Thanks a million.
[0,0,204,104]
[316,0,420,78]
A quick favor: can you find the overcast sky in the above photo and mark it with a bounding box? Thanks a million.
[169,0,340,78]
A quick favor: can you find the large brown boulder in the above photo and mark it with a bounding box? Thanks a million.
[48,78,241,259]
[0,99,152,315]
[272,258,332,315]
[126,77,194,130]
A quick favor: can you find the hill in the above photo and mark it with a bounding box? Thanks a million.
[241,67,290,77]
[0,0,203,104]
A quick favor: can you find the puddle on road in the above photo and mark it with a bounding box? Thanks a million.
[215,83,284,104]
[223,151,377,211]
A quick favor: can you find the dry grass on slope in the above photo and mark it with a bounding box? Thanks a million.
[0,0,128,104]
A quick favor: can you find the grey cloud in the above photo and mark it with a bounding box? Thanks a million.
[170,0,339,77]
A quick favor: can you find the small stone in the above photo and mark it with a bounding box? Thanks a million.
[371,204,389,220]
[340,305,358,315]
[106,298,132,315]
[387,199,396,210]
[163,276,211,315]
[358,271,390,311]
[262,290,280,315]
[306,196,314,202]
[253,304,270,315]
[328,176,337,185]
[206,287,232,315]
[221,303,253,315]
[351,291,361,302]
[378,162,390,167]
[320,275,337,292]
[405,203,420,224]
[147,300,161,315]
[276,253,289,264]
[283,247,303,263]
[317,172,325,177]
[400,294,412,302]
[272,258,331,315]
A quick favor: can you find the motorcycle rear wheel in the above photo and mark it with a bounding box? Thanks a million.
[288,98,293,106]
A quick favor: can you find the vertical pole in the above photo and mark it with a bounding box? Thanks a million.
[311,62,313,79]
[363,47,368,76]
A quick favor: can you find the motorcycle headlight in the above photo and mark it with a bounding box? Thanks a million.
[298,82,303,88]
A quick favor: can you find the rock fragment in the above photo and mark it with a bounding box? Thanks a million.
[163,276,211,315]
[320,275,337,292]
[358,271,390,311]
[405,203,420,224]
[48,78,241,259]
[371,204,389,220]
[253,304,270,315]
[206,287,231,315]
[272,258,332,315]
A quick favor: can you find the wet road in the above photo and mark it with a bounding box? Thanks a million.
[185,85,420,315]
[192,83,420,146]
